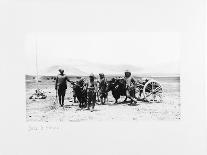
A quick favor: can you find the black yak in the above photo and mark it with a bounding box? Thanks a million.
[70,79,87,108]
[107,78,137,104]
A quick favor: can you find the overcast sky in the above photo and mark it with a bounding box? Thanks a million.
[20,1,183,75]
[25,32,180,74]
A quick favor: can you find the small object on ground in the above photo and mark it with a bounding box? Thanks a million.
[29,89,47,99]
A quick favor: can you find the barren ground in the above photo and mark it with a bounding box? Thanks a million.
[26,77,180,121]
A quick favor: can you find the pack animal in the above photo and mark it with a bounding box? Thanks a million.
[71,80,87,108]
[107,78,136,104]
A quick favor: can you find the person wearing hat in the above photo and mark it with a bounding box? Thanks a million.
[55,69,72,107]
[85,73,98,111]
[98,73,108,105]
[124,70,137,105]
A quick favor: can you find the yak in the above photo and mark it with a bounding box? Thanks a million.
[107,78,137,104]
[70,80,87,108]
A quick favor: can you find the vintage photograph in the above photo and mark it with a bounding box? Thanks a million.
[2,0,207,155]
[25,32,180,121]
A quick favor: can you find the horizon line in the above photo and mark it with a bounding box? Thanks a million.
[25,73,180,77]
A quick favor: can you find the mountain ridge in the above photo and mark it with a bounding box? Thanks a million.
[28,59,179,76]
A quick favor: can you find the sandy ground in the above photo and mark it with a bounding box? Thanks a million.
[26,77,180,121]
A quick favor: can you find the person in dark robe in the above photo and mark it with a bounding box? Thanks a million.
[55,69,71,107]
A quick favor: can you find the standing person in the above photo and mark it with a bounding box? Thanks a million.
[85,73,98,112]
[72,81,78,103]
[96,81,100,102]
[55,69,71,107]
[124,70,137,105]
[95,78,100,102]
[98,73,108,105]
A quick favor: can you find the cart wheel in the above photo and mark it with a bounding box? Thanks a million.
[143,80,163,103]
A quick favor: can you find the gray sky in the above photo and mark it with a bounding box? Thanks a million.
[25,32,180,74]
[21,1,182,75]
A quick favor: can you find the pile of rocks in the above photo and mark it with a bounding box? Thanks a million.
[29,89,47,99]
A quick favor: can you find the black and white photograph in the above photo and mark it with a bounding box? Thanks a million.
[1,0,206,155]
[25,32,180,121]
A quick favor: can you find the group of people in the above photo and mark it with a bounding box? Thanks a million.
[55,69,137,111]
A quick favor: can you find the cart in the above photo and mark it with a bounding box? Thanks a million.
[136,78,163,103]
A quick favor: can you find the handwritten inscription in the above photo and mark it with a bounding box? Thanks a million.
[28,125,60,132]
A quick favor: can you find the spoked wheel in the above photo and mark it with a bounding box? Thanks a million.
[143,80,163,103]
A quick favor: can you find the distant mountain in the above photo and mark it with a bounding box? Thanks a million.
[64,59,179,76]
[29,59,179,77]
[59,59,143,75]
[40,65,87,76]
